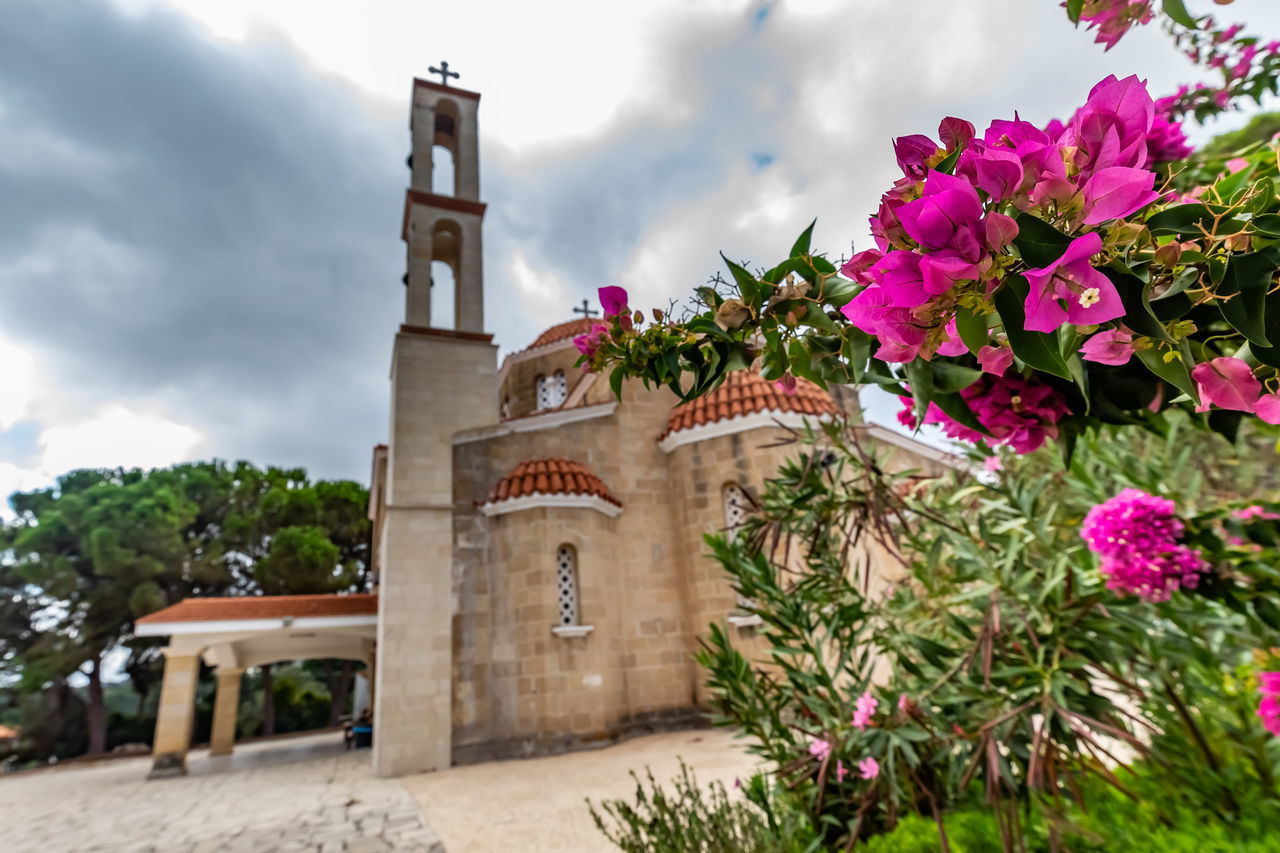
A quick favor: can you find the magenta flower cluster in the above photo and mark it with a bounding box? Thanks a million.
[1080,488,1209,603]
[898,370,1070,454]
[841,75,1173,362]
[1259,672,1280,737]
[1074,0,1153,51]
[573,286,631,361]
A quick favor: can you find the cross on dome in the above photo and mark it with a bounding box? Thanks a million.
[572,299,599,319]
[428,60,460,87]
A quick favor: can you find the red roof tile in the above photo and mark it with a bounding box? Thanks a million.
[526,318,595,350]
[136,593,378,625]
[660,370,839,440]
[484,458,621,507]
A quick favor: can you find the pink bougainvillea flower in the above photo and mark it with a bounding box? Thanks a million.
[1081,166,1160,224]
[874,250,929,307]
[893,134,939,179]
[858,757,880,780]
[1081,488,1208,602]
[897,693,910,712]
[1191,357,1262,413]
[774,373,798,396]
[984,212,1020,252]
[840,248,883,284]
[896,171,985,255]
[598,286,629,317]
[852,691,879,731]
[573,322,612,358]
[1260,673,1280,737]
[1262,672,1280,693]
[1079,327,1135,365]
[1233,505,1280,522]
[977,344,1014,375]
[1258,393,1280,425]
[1078,0,1154,51]
[984,455,1003,473]
[920,254,978,297]
[960,144,1025,202]
[808,738,831,760]
[1022,232,1123,332]
[1064,74,1155,175]
[1226,157,1251,174]
[939,116,975,151]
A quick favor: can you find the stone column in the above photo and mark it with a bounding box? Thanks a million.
[208,668,243,757]
[148,652,201,779]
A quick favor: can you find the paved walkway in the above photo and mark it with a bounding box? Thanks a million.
[0,728,760,853]
[405,728,761,853]
[0,733,442,853]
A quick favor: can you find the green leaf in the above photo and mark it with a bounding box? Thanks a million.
[1012,213,1072,268]
[1136,344,1199,404]
[993,276,1072,379]
[842,330,872,383]
[903,358,935,426]
[821,276,858,308]
[934,147,962,176]
[1105,269,1173,342]
[608,365,625,400]
[929,360,982,394]
[1161,0,1197,28]
[1065,0,1084,23]
[1146,203,1232,237]
[721,253,760,311]
[932,391,991,437]
[1252,213,1280,237]
[1217,250,1277,347]
[954,305,989,354]
[790,220,816,258]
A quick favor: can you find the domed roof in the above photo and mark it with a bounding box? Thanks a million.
[525,318,596,352]
[484,458,621,508]
[660,370,839,441]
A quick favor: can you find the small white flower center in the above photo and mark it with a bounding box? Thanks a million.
[1078,287,1101,308]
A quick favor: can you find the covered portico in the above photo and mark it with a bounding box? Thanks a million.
[135,593,378,779]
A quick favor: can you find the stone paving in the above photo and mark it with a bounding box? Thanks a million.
[0,732,443,853]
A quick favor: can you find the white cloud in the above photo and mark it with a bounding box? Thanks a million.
[38,405,206,476]
[0,335,38,430]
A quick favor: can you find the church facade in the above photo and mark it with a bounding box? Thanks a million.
[364,77,951,777]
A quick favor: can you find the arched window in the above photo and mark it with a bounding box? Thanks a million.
[432,98,460,196]
[535,370,567,411]
[432,144,455,196]
[723,484,754,609]
[555,545,580,626]
[723,483,750,535]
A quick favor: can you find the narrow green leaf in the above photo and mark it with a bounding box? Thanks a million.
[929,360,982,394]
[721,253,760,311]
[790,220,816,258]
[932,391,991,436]
[1105,269,1173,342]
[903,358,935,426]
[1136,345,1198,404]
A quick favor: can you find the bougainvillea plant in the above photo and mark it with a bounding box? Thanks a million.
[576,0,1280,461]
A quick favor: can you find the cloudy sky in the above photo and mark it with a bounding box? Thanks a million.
[3,0,1280,506]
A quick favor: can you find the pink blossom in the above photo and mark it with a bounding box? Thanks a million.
[1259,672,1280,737]
[598,286,629,318]
[983,455,1003,473]
[899,370,1071,455]
[836,760,848,782]
[977,345,1014,375]
[1081,166,1159,224]
[1022,232,1124,333]
[1191,357,1262,413]
[1079,327,1135,365]
[893,134,940,179]
[1076,0,1154,51]
[809,738,831,760]
[573,322,612,359]
[1258,393,1280,425]
[897,171,985,259]
[1080,488,1208,602]
[1225,157,1251,174]
[898,693,911,712]
[1233,505,1280,522]
[852,691,879,731]
[774,374,798,396]
[939,117,975,151]
[858,757,880,780]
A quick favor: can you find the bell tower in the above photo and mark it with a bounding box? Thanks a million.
[374,69,498,777]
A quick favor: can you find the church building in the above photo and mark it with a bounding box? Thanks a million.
[135,74,950,780]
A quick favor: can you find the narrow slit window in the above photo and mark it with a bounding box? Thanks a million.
[723,484,754,609]
[556,545,579,626]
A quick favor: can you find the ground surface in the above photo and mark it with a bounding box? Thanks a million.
[406,728,761,852]
[0,733,441,853]
[0,728,760,853]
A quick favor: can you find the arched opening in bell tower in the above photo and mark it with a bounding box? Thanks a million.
[430,218,463,329]
[432,99,460,197]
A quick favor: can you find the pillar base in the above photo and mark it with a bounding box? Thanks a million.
[146,751,188,779]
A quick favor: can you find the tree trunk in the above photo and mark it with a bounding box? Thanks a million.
[329,661,353,727]
[261,663,275,737]
[86,656,107,755]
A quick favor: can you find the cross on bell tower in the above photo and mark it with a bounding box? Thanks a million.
[428,60,459,87]
[572,299,599,319]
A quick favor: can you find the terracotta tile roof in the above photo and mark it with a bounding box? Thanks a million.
[526,318,595,351]
[484,458,621,507]
[660,369,839,440]
[135,593,378,625]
